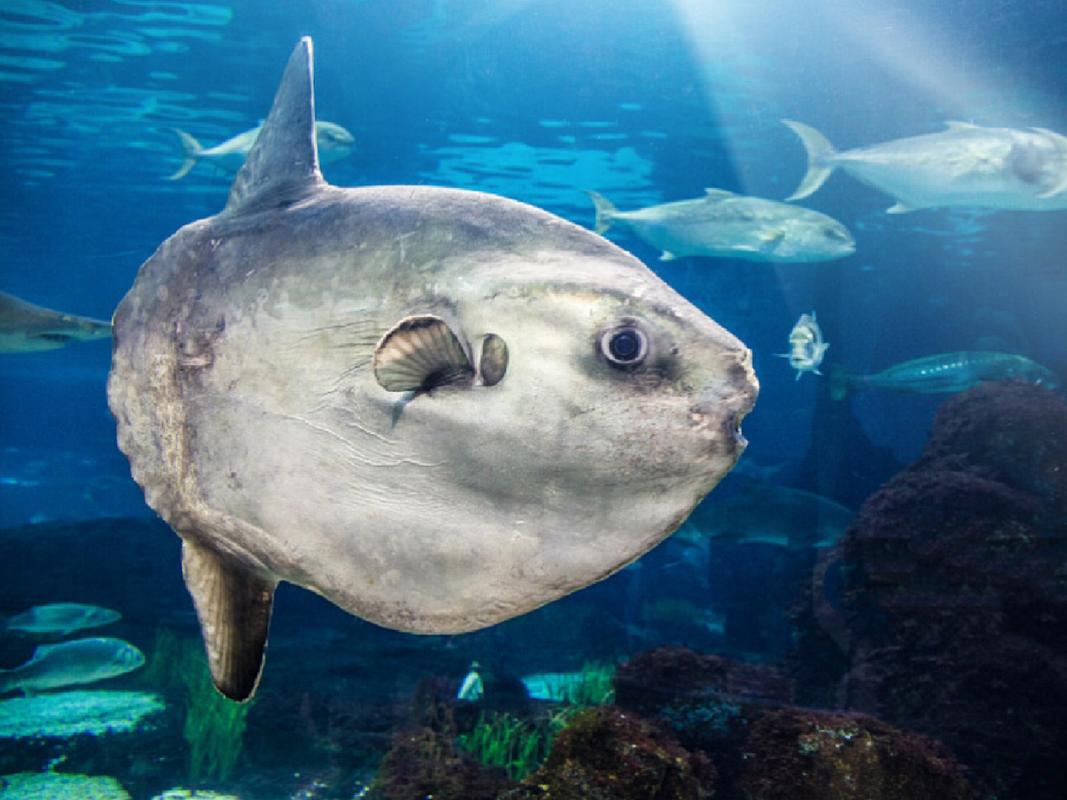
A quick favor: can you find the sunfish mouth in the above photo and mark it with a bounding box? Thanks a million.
[690,348,758,452]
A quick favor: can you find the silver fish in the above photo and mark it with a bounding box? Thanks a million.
[456,662,484,702]
[4,603,121,636]
[108,38,758,701]
[776,311,829,380]
[167,119,355,180]
[676,483,854,550]
[0,291,111,353]
[587,188,854,263]
[784,119,1067,213]
[0,637,144,695]
[831,351,1058,399]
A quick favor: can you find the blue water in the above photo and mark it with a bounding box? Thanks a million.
[2,1,1066,798]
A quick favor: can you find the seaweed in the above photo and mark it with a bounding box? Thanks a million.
[455,708,575,781]
[144,629,252,782]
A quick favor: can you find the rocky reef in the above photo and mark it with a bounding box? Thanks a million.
[798,381,1067,799]
[737,708,972,800]
[499,707,715,800]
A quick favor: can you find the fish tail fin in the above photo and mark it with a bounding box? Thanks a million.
[167,129,202,180]
[830,364,854,401]
[586,190,617,234]
[782,120,837,201]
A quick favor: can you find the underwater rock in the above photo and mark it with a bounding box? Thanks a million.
[370,726,513,800]
[0,770,131,799]
[824,381,1067,799]
[614,646,792,759]
[0,691,165,739]
[737,708,973,800]
[919,380,1067,518]
[614,647,793,718]
[501,706,714,800]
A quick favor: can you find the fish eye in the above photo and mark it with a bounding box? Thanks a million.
[599,324,648,368]
[825,227,847,240]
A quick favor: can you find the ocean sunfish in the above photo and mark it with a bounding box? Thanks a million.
[587,189,855,263]
[0,290,111,353]
[0,637,144,695]
[109,38,758,701]
[167,119,355,180]
[784,119,1067,213]
[3,603,121,636]
[831,351,1058,399]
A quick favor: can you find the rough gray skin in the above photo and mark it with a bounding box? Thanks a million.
[0,290,111,353]
[108,38,757,700]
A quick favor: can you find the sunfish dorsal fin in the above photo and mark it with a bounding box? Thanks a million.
[226,36,323,214]
[181,538,276,702]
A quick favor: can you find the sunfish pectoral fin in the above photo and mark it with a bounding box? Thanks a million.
[782,119,837,201]
[226,36,323,214]
[181,538,275,702]
[373,314,475,392]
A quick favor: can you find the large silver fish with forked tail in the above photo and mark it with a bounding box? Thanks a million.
[108,38,758,701]
[0,637,144,695]
[0,290,111,353]
[783,120,1067,213]
[3,603,121,636]
[587,189,854,263]
[167,120,354,180]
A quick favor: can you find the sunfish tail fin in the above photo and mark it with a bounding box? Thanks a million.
[830,363,854,401]
[181,538,276,702]
[586,190,618,234]
[782,120,837,201]
[167,129,202,181]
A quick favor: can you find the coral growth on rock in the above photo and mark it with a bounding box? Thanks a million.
[0,691,165,740]
[370,726,512,800]
[798,382,1067,800]
[501,706,714,800]
[737,708,973,800]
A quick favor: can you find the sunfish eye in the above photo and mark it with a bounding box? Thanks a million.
[600,325,648,367]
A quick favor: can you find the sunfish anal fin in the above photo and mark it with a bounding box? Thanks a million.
[374,314,474,392]
[181,538,275,702]
[225,36,323,214]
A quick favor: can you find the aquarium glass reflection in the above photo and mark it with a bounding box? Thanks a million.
[1,1,1065,798]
